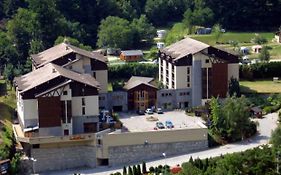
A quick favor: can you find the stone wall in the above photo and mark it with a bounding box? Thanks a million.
[108,140,208,166]
[31,146,96,173]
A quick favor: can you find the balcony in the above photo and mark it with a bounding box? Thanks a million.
[13,124,96,144]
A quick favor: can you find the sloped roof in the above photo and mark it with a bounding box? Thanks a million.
[121,50,143,56]
[15,63,100,93]
[31,42,106,67]
[123,76,156,90]
[161,37,209,60]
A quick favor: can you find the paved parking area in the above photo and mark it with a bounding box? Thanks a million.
[119,110,205,132]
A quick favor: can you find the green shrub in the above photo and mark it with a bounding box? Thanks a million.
[149,166,155,173]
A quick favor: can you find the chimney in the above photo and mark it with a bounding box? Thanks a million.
[52,68,56,73]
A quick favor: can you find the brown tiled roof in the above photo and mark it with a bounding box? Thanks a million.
[31,42,107,67]
[161,37,209,60]
[123,76,156,90]
[15,63,100,93]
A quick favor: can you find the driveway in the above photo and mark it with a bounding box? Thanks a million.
[45,113,278,175]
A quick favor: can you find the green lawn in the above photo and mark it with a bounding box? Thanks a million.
[240,80,281,93]
[0,80,16,121]
[190,32,274,45]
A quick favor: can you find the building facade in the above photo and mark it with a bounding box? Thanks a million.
[159,37,239,107]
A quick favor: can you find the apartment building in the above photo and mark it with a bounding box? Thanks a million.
[30,42,108,93]
[159,37,239,107]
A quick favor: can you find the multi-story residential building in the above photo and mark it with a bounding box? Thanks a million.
[14,63,101,137]
[158,37,239,107]
[30,42,108,93]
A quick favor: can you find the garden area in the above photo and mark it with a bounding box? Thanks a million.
[0,79,16,121]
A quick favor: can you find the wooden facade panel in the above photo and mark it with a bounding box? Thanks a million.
[38,97,62,127]
[70,82,98,96]
[127,84,157,110]
[91,59,108,70]
[211,63,228,98]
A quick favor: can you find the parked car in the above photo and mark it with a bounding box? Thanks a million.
[165,120,174,128]
[156,121,165,129]
[145,108,153,114]
[136,110,145,115]
[156,108,163,114]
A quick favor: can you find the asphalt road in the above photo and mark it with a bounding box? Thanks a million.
[46,113,278,175]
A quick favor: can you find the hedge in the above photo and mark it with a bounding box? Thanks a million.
[109,63,158,80]
[240,62,281,80]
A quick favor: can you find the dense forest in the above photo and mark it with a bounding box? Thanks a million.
[0,0,281,80]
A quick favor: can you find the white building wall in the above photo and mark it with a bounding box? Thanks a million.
[168,62,173,89]
[228,63,239,81]
[16,90,25,126]
[72,96,99,116]
[23,99,38,120]
[162,59,167,86]
[175,66,187,89]
[71,59,84,73]
[95,70,108,93]
[158,58,162,82]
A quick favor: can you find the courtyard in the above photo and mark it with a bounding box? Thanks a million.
[118,110,205,132]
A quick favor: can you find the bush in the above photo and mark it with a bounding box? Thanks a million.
[240,62,281,80]
[149,166,155,173]
[109,63,158,80]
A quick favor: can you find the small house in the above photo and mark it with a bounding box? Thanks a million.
[157,30,167,38]
[120,50,143,62]
[250,106,262,118]
[252,45,262,53]
[275,32,281,43]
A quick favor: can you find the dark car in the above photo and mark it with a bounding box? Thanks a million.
[156,121,165,129]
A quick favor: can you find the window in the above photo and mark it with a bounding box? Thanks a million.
[93,71,96,78]
[63,91,68,95]
[187,67,190,74]
[187,76,190,82]
[205,59,209,63]
[82,107,86,115]
[187,83,190,88]
[82,98,85,106]
[162,93,165,97]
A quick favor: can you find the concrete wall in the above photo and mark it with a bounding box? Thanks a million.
[99,91,128,111]
[72,96,99,116]
[39,126,62,137]
[22,99,38,127]
[72,116,99,134]
[175,66,187,89]
[99,127,207,159]
[228,63,239,81]
[102,127,208,166]
[31,146,96,173]
[191,60,202,107]
[108,140,208,166]
[157,89,192,109]
[95,70,108,93]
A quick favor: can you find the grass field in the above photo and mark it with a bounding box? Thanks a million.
[240,80,281,93]
[190,32,274,45]
[0,80,16,121]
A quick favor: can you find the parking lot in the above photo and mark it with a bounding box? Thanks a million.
[119,110,205,132]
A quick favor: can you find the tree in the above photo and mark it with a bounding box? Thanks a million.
[165,23,187,45]
[259,47,270,62]
[97,16,134,49]
[228,77,241,97]
[3,0,26,17]
[54,36,92,51]
[271,126,281,148]
[212,24,223,43]
[142,161,147,174]
[131,15,156,44]
[252,34,268,45]
[128,166,133,175]
[182,9,195,34]
[7,8,37,63]
[137,164,141,175]
[123,166,127,175]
